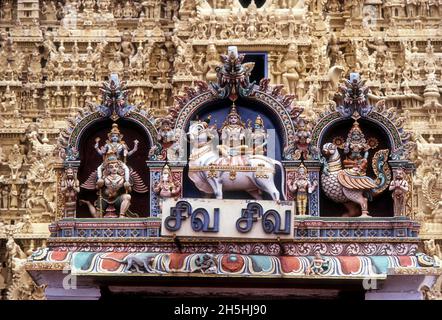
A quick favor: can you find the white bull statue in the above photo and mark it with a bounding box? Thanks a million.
[187,121,285,200]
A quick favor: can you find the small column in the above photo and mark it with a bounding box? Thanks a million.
[147,161,166,217]
[305,160,321,217]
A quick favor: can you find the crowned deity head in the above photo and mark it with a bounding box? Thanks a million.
[345,121,369,154]
[107,123,124,143]
[223,103,245,128]
[297,163,308,178]
[162,164,172,182]
[104,155,123,175]
[254,115,265,130]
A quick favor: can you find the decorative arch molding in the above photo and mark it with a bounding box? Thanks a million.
[311,110,404,160]
[67,111,158,152]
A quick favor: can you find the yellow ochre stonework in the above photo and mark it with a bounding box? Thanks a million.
[0,0,441,300]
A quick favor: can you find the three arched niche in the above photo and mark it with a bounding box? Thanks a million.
[318,118,394,217]
[75,118,151,218]
[182,97,286,200]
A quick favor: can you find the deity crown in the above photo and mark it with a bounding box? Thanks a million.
[108,123,123,139]
[255,115,264,127]
[346,121,366,144]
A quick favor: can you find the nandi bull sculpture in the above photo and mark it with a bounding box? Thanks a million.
[320,121,391,217]
[187,113,285,201]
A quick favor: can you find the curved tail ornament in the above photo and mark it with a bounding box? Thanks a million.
[274,160,286,201]
[371,149,392,196]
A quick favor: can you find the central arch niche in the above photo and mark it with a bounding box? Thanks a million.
[76,118,150,218]
[182,97,285,200]
[318,118,394,217]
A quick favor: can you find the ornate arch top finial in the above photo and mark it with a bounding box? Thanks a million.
[97,73,135,121]
[210,45,256,102]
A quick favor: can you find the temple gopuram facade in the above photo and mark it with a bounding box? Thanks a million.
[0,0,441,300]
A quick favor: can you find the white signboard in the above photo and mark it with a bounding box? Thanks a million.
[161,198,294,239]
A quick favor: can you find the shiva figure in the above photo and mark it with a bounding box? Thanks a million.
[341,121,373,176]
[94,123,138,187]
[251,115,268,156]
[288,164,317,215]
[219,103,251,159]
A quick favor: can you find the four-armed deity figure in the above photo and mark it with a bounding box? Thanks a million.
[342,121,373,175]
[94,123,138,186]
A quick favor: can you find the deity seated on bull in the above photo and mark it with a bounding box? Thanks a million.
[187,104,284,201]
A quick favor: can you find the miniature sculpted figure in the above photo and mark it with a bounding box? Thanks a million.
[153,164,181,199]
[389,168,409,216]
[294,118,312,160]
[307,253,329,275]
[8,144,24,180]
[274,44,306,95]
[9,183,18,209]
[289,164,317,215]
[2,185,9,209]
[60,167,80,218]
[251,115,268,156]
